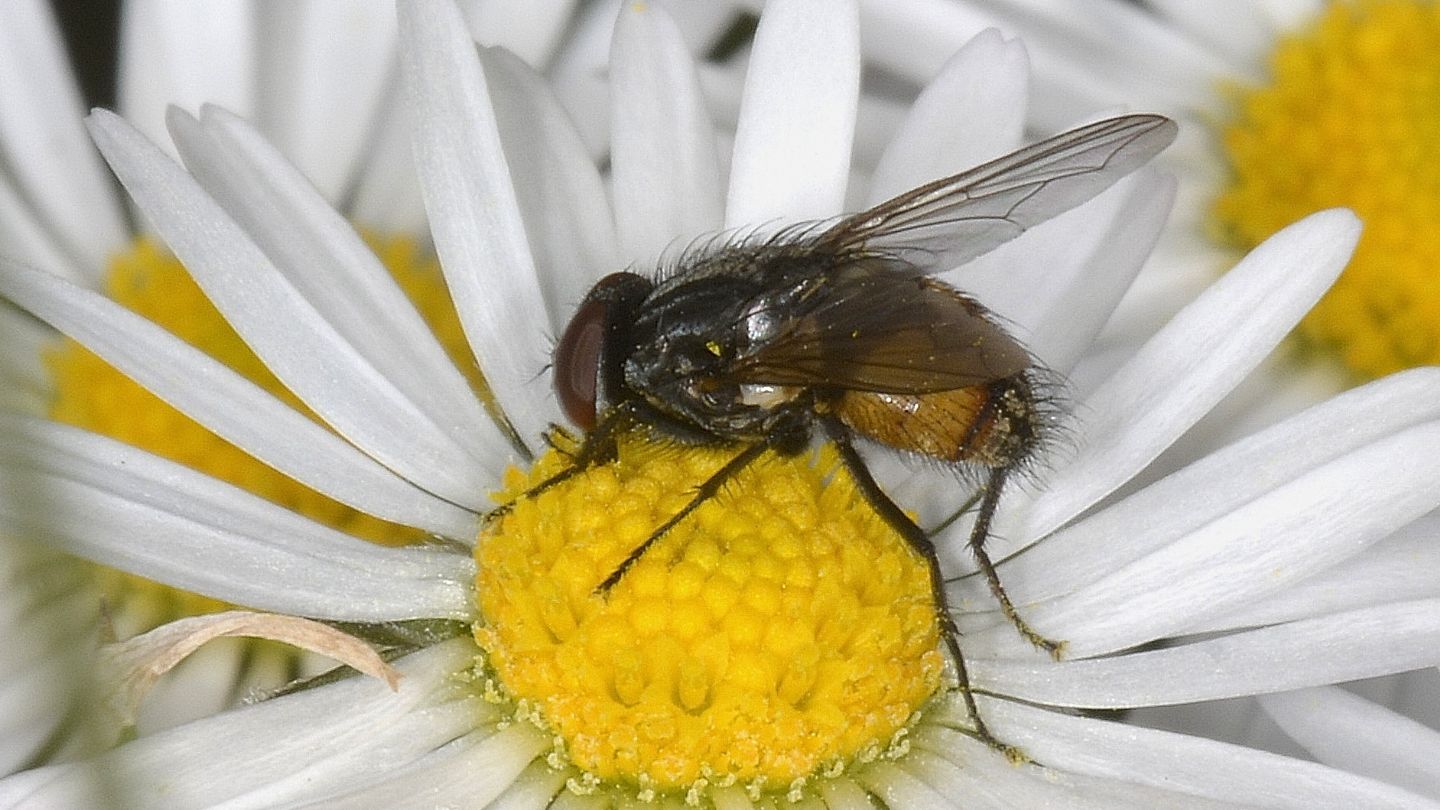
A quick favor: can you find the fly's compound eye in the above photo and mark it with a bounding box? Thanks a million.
[554,295,607,431]
[553,272,652,432]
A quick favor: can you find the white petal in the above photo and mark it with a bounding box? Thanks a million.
[852,761,952,809]
[1023,172,1175,372]
[399,0,559,445]
[118,0,255,156]
[458,0,581,68]
[953,367,1440,615]
[711,784,759,810]
[975,599,1440,708]
[904,729,1244,809]
[0,641,512,808]
[0,0,128,278]
[1147,0,1285,69]
[726,0,860,226]
[866,28,1028,205]
[859,0,999,90]
[610,0,725,263]
[85,109,497,510]
[346,90,430,235]
[480,46,620,329]
[1023,1,1242,123]
[980,699,1440,809]
[942,169,1174,374]
[0,414,473,622]
[1261,686,1440,800]
[0,177,84,284]
[484,760,569,810]
[250,2,398,204]
[817,778,882,810]
[171,105,511,479]
[980,418,1440,657]
[545,0,621,160]
[0,296,54,403]
[0,540,96,777]
[1189,517,1440,634]
[859,0,1238,131]
[299,725,549,809]
[0,260,476,540]
[1122,695,1300,756]
[1004,208,1362,544]
[1345,670,1440,737]
[848,91,910,182]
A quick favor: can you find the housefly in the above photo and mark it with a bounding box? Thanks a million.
[503,113,1177,750]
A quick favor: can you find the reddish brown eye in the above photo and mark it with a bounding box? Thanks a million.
[554,296,607,431]
[554,272,653,432]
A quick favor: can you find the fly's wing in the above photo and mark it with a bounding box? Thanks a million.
[817,114,1177,271]
[724,263,1030,393]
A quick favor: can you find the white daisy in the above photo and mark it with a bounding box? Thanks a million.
[2,0,1438,807]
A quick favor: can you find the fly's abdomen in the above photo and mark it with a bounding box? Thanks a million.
[833,376,1038,467]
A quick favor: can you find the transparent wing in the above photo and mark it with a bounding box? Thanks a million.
[817,114,1177,271]
[725,265,1030,393]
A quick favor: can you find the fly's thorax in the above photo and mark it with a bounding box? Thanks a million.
[623,267,808,442]
[832,373,1041,468]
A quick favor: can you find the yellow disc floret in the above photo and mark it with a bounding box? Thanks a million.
[46,235,474,623]
[1214,0,1440,378]
[474,435,943,797]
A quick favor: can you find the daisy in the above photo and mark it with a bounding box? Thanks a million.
[3,0,1439,807]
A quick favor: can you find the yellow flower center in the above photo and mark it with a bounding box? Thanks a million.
[45,235,474,624]
[473,435,943,800]
[1214,0,1440,379]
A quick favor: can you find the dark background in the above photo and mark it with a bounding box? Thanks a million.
[51,0,121,109]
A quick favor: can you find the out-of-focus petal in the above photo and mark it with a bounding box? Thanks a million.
[725,0,860,226]
[480,46,619,330]
[1260,686,1440,801]
[866,28,1028,204]
[610,0,725,264]
[0,0,128,279]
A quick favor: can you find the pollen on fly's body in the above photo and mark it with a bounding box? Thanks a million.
[494,114,1179,756]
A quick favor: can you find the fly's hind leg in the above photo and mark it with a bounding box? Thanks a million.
[968,467,1065,660]
[820,418,1023,762]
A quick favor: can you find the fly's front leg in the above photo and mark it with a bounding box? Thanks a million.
[594,440,771,593]
[481,404,634,527]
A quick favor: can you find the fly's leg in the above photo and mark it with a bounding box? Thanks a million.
[594,441,770,593]
[925,491,982,538]
[481,404,634,526]
[820,418,1023,762]
[969,467,1065,660]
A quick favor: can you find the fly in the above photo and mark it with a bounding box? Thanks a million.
[501,113,1178,753]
